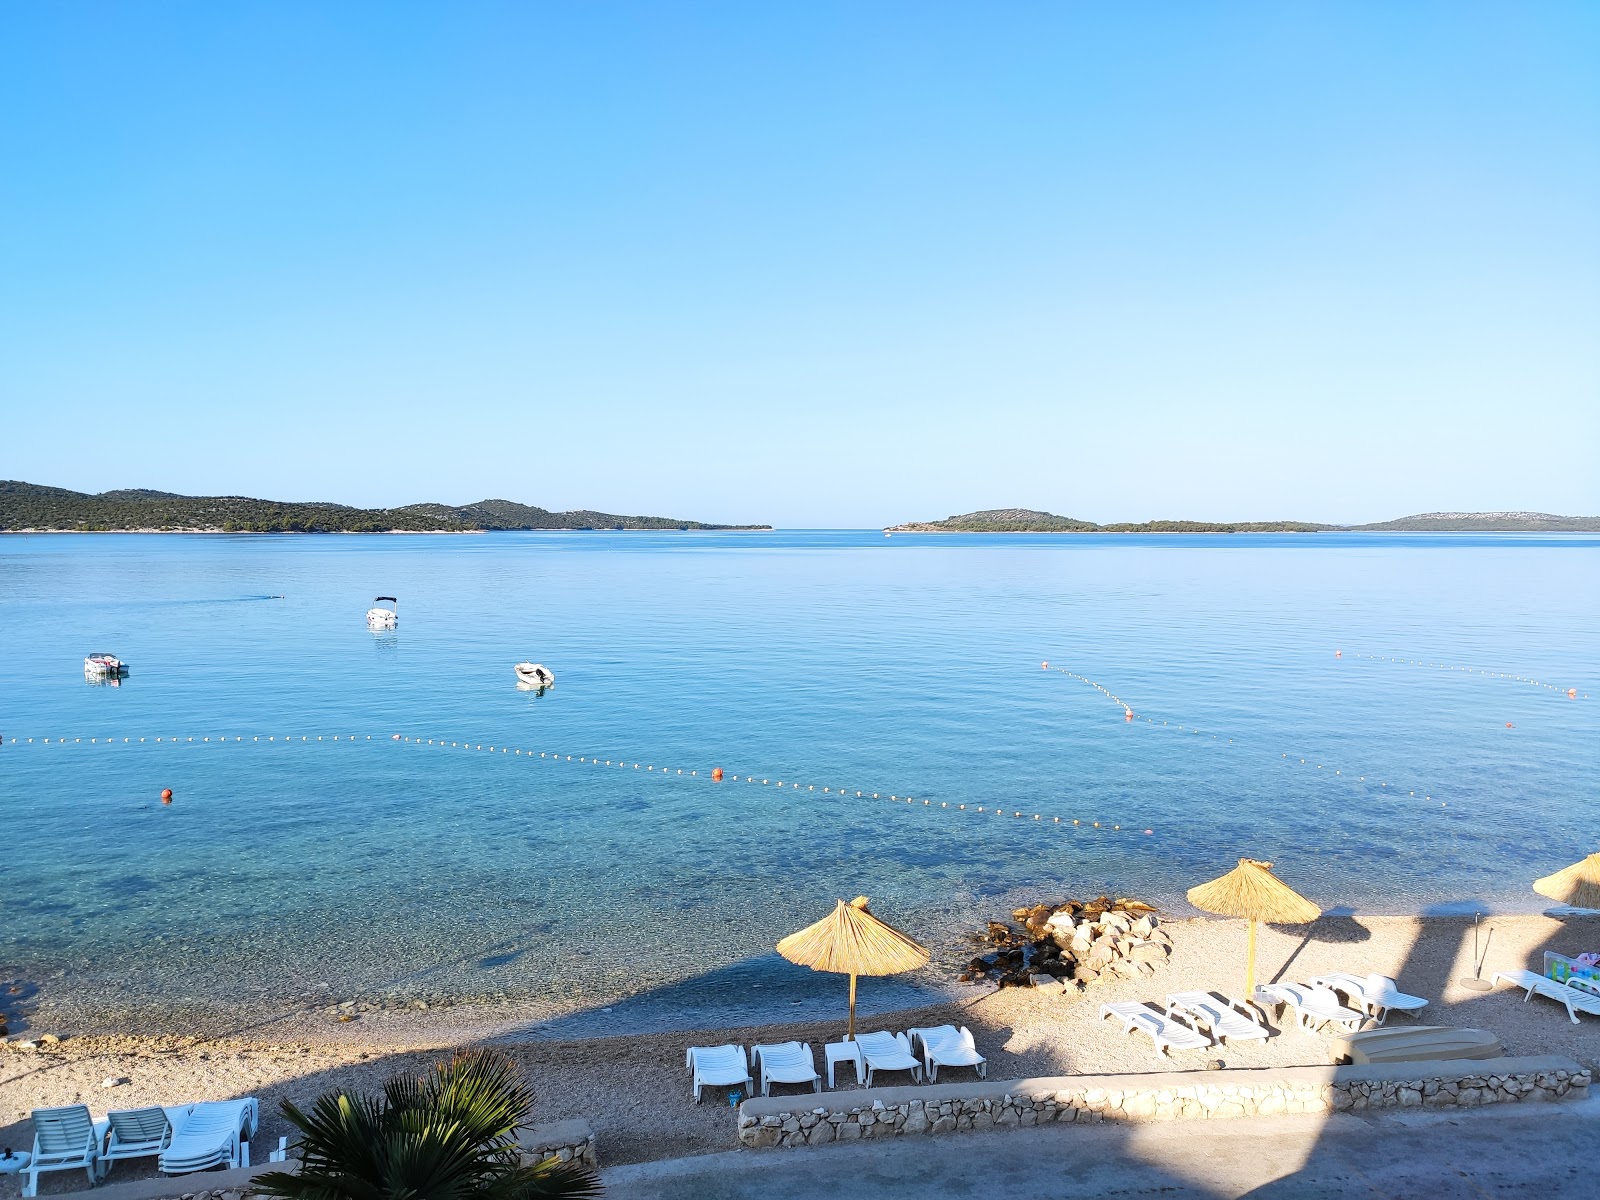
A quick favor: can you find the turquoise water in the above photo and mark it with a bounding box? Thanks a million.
[1,531,1596,1032]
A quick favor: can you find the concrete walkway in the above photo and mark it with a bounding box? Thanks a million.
[603,1095,1600,1198]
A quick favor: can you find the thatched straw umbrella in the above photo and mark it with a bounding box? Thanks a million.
[1534,853,1600,911]
[776,896,929,1040]
[1187,859,1321,995]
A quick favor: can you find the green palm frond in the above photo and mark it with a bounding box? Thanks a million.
[257,1051,601,1200]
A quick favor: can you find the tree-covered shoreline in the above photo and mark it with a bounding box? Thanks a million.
[0,481,769,533]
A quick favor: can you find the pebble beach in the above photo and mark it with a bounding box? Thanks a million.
[5,912,1598,1189]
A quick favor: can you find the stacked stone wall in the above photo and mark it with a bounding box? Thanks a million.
[737,1057,1590,1148]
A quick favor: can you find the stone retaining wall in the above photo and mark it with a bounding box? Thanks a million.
[516,1118,598,1169]
[736,1056,1590,1148]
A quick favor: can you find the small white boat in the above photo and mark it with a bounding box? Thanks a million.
[366,596,398,629]
[84,653,129,677]
[514,662,555,688]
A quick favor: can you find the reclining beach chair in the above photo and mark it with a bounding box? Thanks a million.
[853,1031,924,1085]
[686,1044,752,1103]
[906,1025,987,1082]
[23,1105,101,1197]
[158,1098,258,1174]
[21,1107,101,1200]
[1099,1002,1212,1061]
[1164,992,1270,1044]
[101,1107,174,1178]
[751,1042,821,1096]
[1308,973,1428,1024]
[1491,969,1600,1025]
[1253,983,1367,1034]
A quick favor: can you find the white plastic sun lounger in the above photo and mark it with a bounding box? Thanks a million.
[1253,984,1367,1034]
[24,1105,102,1197]
[1099,1002,1212,1060]
[751,1042,821,1096]
[1492,970,1600,1025]
[853,1031,924,1085]
[1308,973,1428,1024]
[101,1107,174,1177]
[1164,992,1270,1043]
[906,1025,987,1082]
[158,1098,259,1174]
[686,1044,752,1103]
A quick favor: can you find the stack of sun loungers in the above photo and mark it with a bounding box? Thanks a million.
[23,1099,259,1198]
[685,1027,988,1098]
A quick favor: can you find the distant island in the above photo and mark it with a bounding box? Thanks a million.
[885,508,1600,534]
[0,481,770,533]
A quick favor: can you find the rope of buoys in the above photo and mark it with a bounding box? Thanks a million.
[1347,653,1589,699]
[0,730,1154,835]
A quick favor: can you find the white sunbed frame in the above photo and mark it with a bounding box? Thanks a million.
[906,1025,987,1082]
[686,1044,752,1103]
[1099,1002,1212,1061]
[852,1031,924,1086]
[1492,969,1600,1025]
[101,1106,173,1178]
[1252,983,1368,1034]
[23,1105,102,1197]
[1308,973,1429,1025]
[751,1042,821,1096]
[1164,992,1270,1043]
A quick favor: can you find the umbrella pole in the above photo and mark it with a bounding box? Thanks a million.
[848,972,858,1041]
[1245,918,1257,997]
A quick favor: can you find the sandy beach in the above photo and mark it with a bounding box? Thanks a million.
[4,912,1598,1190]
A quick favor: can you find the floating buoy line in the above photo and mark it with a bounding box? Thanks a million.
[1043,664,1448,806]
[0,732,1155,837]
[1347,653,1589,699]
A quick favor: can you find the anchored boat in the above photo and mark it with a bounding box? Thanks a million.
[84,653,129,679]
[366,596,398,629]
[514,662,555,689]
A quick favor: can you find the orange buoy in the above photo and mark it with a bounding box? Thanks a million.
[1124,708,1134,721]
[1570,688,1578,698]
[1041,661,1048,670]
[160,788,173,804]
[711,767,724,782]
[1505,722,1514,729]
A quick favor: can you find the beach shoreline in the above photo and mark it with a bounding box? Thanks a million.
[6,914,1598,1176]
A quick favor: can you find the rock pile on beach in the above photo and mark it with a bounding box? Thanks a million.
[958,897,1170,990]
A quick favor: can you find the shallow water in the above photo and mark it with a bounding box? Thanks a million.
[0,531,1595,1032]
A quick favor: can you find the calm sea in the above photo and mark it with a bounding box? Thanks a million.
[1,531,1595,1033]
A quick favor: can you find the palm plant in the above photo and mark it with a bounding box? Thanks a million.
[256,1050,601,1200]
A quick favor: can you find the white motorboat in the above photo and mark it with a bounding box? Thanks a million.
[366,596,398,629]
[84,653,129,677]
[514,662,555,688]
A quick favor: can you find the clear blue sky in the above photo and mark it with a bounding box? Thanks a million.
[3,3,1597,527]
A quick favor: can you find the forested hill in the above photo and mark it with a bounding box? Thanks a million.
[886,508,1334,533]
[885,508,1600,533]
[0,482,769,532]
